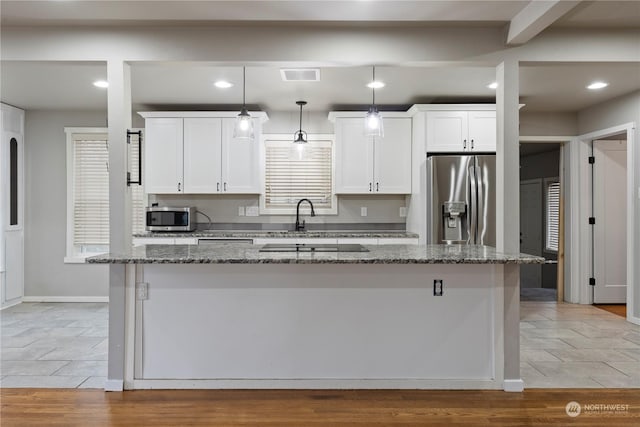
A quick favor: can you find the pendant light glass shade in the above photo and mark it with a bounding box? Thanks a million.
[364,66,384,137]
[233,67,254,141]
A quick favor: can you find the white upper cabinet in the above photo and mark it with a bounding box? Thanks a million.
[221,118,260,193]
[375,118,412,193]
[426,110,496,153]
[183,118,222,193]
[335,118,374,193]
[333,115,411,194]
[145,118,184,193]
[141,112,266,195]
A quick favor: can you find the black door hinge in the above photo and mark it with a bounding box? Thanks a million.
[589,277,596,286]
[588,156,595,164]
[588,217,596,225]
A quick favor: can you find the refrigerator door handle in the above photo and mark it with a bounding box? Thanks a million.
[468,165,477,244]
[476,162,485,245]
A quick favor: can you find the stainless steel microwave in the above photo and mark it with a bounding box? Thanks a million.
[145,206,197,231]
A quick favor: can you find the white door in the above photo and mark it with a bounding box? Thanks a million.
[335,118,374,193]
[593,140,627,304]
[2,131,24,304]
[426,111,467,153]
[374,117,411,193]
[183,118,222,193]
[468,111,496,152]
[145,118,184,193]
[520,180,543,288]
[221,118,260,193]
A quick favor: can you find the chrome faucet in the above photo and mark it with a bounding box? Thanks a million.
[295,198,316,232]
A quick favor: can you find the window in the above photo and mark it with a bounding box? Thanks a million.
[65,128,145,261]
[261,135,336,214]
[545,179,560,252]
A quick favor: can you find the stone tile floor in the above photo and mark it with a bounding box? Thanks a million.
[521,301,640,388]
[1,302,107,388]
[1,301,639,388]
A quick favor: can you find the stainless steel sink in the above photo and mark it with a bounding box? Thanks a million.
[259,243,369,253]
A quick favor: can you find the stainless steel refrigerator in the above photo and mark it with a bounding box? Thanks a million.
[426,154,496,246]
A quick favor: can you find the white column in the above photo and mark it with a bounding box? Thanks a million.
[496,60,523,391]
[106,60,132,391]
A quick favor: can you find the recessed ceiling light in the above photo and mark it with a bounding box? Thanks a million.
[587,81,608,90]
[367,81,385,89]
[93,80,108,88]
[487,82,498,90]
[214,80,233,89]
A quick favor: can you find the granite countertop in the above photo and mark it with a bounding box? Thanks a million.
[87,243,544,265]
[133,230,419,239]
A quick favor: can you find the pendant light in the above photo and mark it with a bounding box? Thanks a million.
[290,101,310,160]
[364,66,384,137]
[233,66,254,141]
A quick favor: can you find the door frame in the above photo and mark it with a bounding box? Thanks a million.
[520,136,570,303]
[573,122,637,325]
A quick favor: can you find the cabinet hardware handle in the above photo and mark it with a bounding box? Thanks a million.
[217,182,220,192]
[463,139,467,149]
[224,182,227,191]
[178,182,181,192]
[369,183,372,192]
[471,139,475,150]
[376,182,379,192]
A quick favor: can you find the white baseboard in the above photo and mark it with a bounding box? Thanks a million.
[22,296,109,303]
[503,379,525,392]
[628,315,640,326]
[104,379,124,392]
[0,299,23,310]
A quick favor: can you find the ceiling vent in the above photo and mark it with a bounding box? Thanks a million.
[280,68,321,82]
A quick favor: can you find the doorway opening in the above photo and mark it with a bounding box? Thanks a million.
[519,142,562,302]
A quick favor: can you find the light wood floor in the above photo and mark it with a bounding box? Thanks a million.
[1,388,639,426]
[594,304,627,318]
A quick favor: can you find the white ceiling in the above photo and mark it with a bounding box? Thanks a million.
[2,61,639,114]
[2,1,638,114]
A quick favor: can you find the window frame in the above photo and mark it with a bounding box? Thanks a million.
[544,176,560,253]
[65,127,145,263]
[259,133,337,215]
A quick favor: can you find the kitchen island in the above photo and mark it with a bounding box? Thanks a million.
[88,243,542,392]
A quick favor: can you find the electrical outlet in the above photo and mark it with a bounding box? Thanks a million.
[238,206,245,216]
[360,207,367,217]
[399,207,407,217]
[246,206,259,217]
[433,280,443,296]
[136,283,149,300]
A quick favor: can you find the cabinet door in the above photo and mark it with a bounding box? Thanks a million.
[183,118,222,193]
[221,118,260,193]
[335,118,374,193]
[145,118,184,193]
[468,111,496,152]
[426,111,468,153]
[374,118,411,193]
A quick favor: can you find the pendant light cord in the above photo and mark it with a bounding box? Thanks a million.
[372,66,376,106]
[242,66,246,107]
[299,103,303,133]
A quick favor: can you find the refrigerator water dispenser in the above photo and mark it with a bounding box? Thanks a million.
[442,201,466,242]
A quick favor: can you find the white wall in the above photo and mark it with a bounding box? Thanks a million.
[520,112,577,136]
[24,110,109,298]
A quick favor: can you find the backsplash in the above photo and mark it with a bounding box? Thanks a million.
[149,194,407,225]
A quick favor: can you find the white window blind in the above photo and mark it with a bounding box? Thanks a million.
[72,133,110,247]
[264,140,333,210]
[546,181,560,252]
